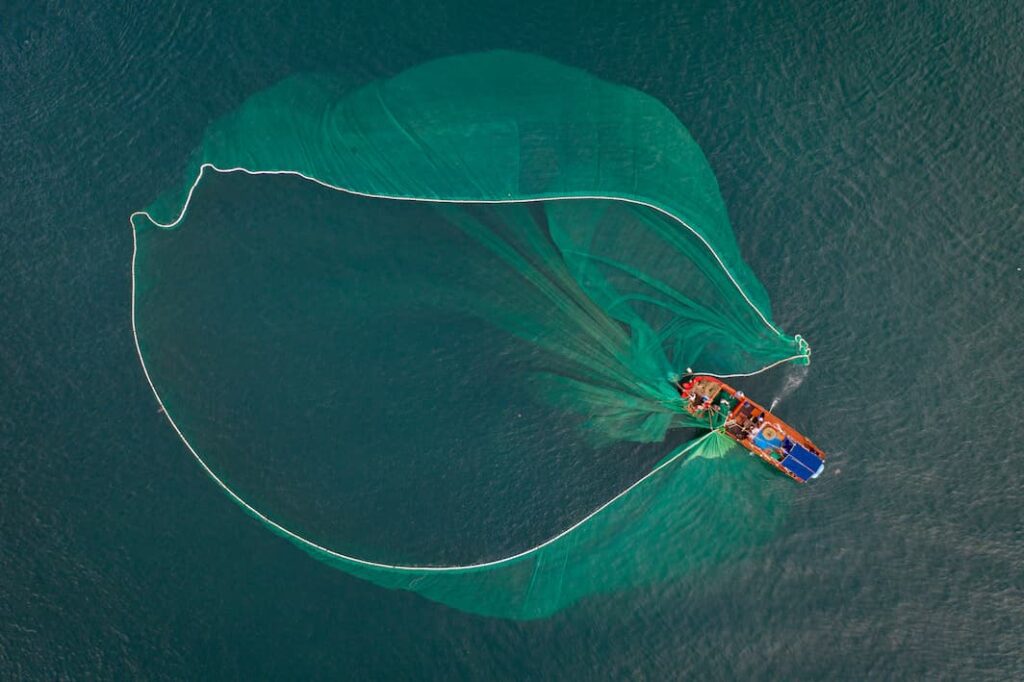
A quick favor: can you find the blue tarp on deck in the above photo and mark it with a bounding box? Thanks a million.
[781,456,814,481]
[788,443,824,474]
[753,429,783,451]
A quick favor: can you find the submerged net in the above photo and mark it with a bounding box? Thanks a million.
[130,51,809,619]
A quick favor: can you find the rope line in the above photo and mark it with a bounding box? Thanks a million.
[128,163,811,573]
[130,163,813,339]
[691,337,811,380]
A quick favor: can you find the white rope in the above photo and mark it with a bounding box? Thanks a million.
[691,336,811,379]
[129,234,711,570]
[131,163,806,337]
[129,163,812,573]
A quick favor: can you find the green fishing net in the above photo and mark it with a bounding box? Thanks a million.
[131,51,809,619]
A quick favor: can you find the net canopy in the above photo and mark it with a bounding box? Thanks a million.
[131,51,809,619]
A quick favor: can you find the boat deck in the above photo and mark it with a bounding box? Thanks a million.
[679,376,825,483]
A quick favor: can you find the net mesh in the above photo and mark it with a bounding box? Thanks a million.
[131,51,808,619]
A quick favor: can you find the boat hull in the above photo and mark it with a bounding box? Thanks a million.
[678,376,825,483]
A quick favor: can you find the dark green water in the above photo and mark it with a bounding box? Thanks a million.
[3,1,1022,678]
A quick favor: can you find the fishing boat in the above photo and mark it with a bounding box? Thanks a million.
[677,375,825,483]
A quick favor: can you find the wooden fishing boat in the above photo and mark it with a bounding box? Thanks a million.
[677,375,825,483]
